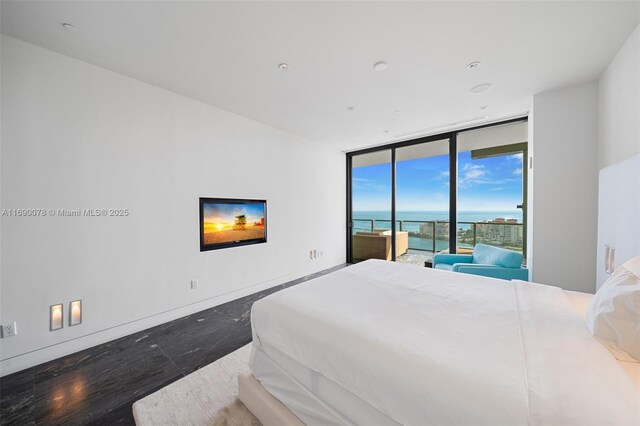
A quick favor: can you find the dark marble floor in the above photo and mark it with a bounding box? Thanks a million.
[0,264,349,425]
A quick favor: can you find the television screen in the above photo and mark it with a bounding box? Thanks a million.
[199,198,267,251]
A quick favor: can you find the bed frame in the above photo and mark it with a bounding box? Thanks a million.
[238,371,304,426]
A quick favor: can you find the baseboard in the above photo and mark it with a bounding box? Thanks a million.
[0,260,344,377]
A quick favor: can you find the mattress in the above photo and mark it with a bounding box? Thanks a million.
[250,260,640,425]
[250,341,398,425]
[249,336,640,426]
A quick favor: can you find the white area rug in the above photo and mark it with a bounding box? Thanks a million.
[133,344,260,426]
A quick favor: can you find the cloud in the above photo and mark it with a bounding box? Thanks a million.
[458,163,521,187]
[508,153,523,162]
[463,164,483,171]
[513,168,522,175]
[459,164,488,185]
[489,187,505,191]
[465,169,485,179]
[436,170,450,187]
[353,177,389,192]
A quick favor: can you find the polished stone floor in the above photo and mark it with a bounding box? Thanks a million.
[396,249,434,266]
[0,264,348,425]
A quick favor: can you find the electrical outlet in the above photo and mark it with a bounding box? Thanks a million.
[313,249,317,259]
[309,250,313,261]
[1,322,18,338]
[190,279,199,290]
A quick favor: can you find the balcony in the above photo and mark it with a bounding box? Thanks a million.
[352,219,524,266]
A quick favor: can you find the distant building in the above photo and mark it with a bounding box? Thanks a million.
[419,218,522,246]
[478,218,523,246]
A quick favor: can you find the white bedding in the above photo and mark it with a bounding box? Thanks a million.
[250,342,399,425]
[250,260,640,425]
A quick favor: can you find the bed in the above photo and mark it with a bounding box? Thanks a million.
[240,260,640,425]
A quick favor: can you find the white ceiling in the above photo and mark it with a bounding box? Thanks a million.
[1,1,638,152]
[352,120,527,167]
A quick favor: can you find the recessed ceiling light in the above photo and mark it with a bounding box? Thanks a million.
[278,63,288,71]
[479,105,488,110]
[373,61,388,72]
[61,23,78,32]
[470,83,492,95]
[467,61,480,70]
[347,106,354,112]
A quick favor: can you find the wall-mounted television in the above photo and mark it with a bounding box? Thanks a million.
[199,198,267,251]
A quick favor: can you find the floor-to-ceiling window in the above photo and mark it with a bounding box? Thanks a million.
[394,139,450,265]
[350,150,393,262]
[347,118,528,265]
[456,122,528,259]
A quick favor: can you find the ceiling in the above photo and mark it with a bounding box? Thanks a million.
[1,1,638,152]
[352,120,527,167]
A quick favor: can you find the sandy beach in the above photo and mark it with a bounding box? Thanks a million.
[204,225,265,245]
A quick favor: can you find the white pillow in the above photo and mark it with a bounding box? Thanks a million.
[586,256,640,362]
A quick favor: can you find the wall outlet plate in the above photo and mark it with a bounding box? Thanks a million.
[1,322,18,338]
[190,279,199,290]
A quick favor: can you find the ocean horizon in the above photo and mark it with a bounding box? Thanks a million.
[352,210,523,251]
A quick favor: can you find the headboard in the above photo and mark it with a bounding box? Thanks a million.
[596,154,640,289]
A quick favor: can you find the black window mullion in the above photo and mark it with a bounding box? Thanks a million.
[346,154,353,263]
[391,148,397,261]
[449,133,458,254]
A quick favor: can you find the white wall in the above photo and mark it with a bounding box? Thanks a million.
[0,36,346,375]
[598,25,640,169]
[596,155,640,288]
[596,24,640,287]
[530,81,599,292]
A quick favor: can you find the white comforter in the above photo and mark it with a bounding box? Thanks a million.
[251,260,640,425]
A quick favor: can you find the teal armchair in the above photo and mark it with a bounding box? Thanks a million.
[433,244,529,281]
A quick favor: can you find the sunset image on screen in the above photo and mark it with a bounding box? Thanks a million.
[202,203,265,245]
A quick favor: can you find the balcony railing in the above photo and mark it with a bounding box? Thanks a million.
[352,219,524,254]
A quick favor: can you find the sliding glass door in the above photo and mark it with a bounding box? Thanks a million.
[350,150,393,262]
[394,139,450,265]
[348,137,453,265]
[456,122,528,258]
[347,118,528,265]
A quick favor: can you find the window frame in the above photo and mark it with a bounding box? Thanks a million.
[346,116,528,263]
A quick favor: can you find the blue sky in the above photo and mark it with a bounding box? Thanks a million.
[352,151,523,211]
[203,203,264,224]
